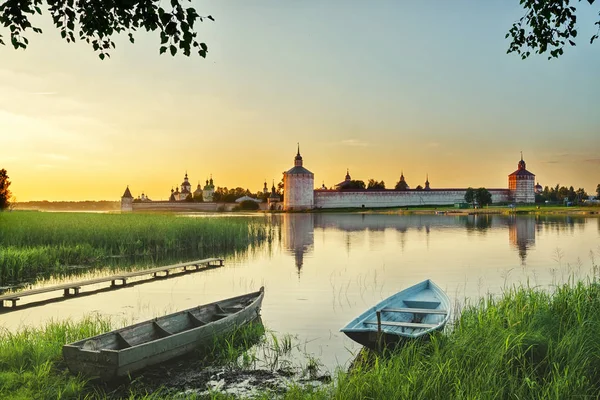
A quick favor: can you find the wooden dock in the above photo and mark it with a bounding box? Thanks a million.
[0,257,224,309]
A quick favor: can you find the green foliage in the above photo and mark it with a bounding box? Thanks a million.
[212,187,252,203]
[193,192,203,202]
[464,187,475,207]
[475,187,492,207]
[0,169,11,210]
[0,315,112,399]
[597,184,600,198]
[237,200,260,211]
[538,184,589,204]
[339,180,366,190]
[0,0,215,59]
[366,179,385,190]
[0,212,272,286]
[507,0,600,60]
[185,193,194,202]
[331,279,600,399]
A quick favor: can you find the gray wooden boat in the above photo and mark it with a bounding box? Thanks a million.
[341,280,450,350]
[63,287,264,380]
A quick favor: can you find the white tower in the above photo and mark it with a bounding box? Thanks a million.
[283,145,314,211]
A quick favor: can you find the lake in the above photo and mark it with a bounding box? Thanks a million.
[1,213,599,372]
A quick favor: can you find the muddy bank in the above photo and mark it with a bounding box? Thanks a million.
[97,350,331,399]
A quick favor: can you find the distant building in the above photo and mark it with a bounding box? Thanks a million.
[281,147,535,210]
[508,154,535,203]
[268,182,281,210]
[283,145,314,210]
[179,173,192,200]
[203,175,215,202]
[121,186,134,212]
[335,169,352,189]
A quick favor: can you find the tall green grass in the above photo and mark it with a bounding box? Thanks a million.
[330,279,600,400]
[4,280,600,398]
[0,212,274,286]
[0,315,112,399]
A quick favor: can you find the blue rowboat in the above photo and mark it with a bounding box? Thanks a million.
[341,280,450,349]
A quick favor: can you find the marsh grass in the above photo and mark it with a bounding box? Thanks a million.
[330,278,600,400]
[0,314,112,399]
[0,212,274,286]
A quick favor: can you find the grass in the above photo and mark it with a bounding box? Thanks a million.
[329,278,600,400]
[0,211,274,286]
[3,279,600,398]
[0,314,112,400]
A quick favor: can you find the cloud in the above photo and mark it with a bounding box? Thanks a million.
[585,159,600,165]
[543,160,560,164]
[341,139,369,147]
[43,153,70,161]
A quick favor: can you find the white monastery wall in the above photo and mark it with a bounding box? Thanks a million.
[131,202,236,212]
[314,189,510,209]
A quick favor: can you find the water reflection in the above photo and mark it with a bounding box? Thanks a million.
[277,213,566,276]
[282,214,314,277]
[508,217,536,264]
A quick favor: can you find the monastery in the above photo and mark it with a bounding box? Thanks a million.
[121,147,539,212]
[281,147,537,211]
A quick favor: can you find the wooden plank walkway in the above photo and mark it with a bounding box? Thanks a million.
[0,257,224,309]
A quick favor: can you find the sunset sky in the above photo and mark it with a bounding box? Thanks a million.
[1,1,599,201]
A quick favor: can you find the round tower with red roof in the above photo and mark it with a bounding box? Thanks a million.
[508,153,535,203]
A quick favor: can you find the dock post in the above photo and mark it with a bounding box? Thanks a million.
[376,310,382,333]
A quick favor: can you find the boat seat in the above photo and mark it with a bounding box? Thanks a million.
[380,307,447,315]
[116,332,133,349]
[187,312,208,327]
[364,320,438,329]
[153,321,173,338]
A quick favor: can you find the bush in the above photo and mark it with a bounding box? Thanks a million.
[238,200,260,211]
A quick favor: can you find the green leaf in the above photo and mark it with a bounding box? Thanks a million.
[99,53,105,60]
[170,44,177,55]
[200,42,207,51]
[207,15,215,21]
[160,46,167,54]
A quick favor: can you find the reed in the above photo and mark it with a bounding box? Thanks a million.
[0,315,112,399]
[0,211,274,286]
[329,279,600,400]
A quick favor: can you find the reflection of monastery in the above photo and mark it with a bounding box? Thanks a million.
[282,214,537,277]
[283,147,536,210]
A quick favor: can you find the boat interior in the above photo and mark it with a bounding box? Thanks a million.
[361,287,449,335]
[80,297,255,351]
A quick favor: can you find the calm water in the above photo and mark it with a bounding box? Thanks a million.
[2,213,599,371]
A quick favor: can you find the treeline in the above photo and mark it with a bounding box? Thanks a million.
[535,184,597,204]
[15,201,120,211]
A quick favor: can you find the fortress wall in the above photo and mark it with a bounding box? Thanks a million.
[313,189,510,209]
[131,202,237,212]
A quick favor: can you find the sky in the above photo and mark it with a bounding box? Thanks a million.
[1,0,599,201]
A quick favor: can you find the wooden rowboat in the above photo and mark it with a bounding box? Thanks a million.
[63,287,265,380]
[341,280,450,350]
